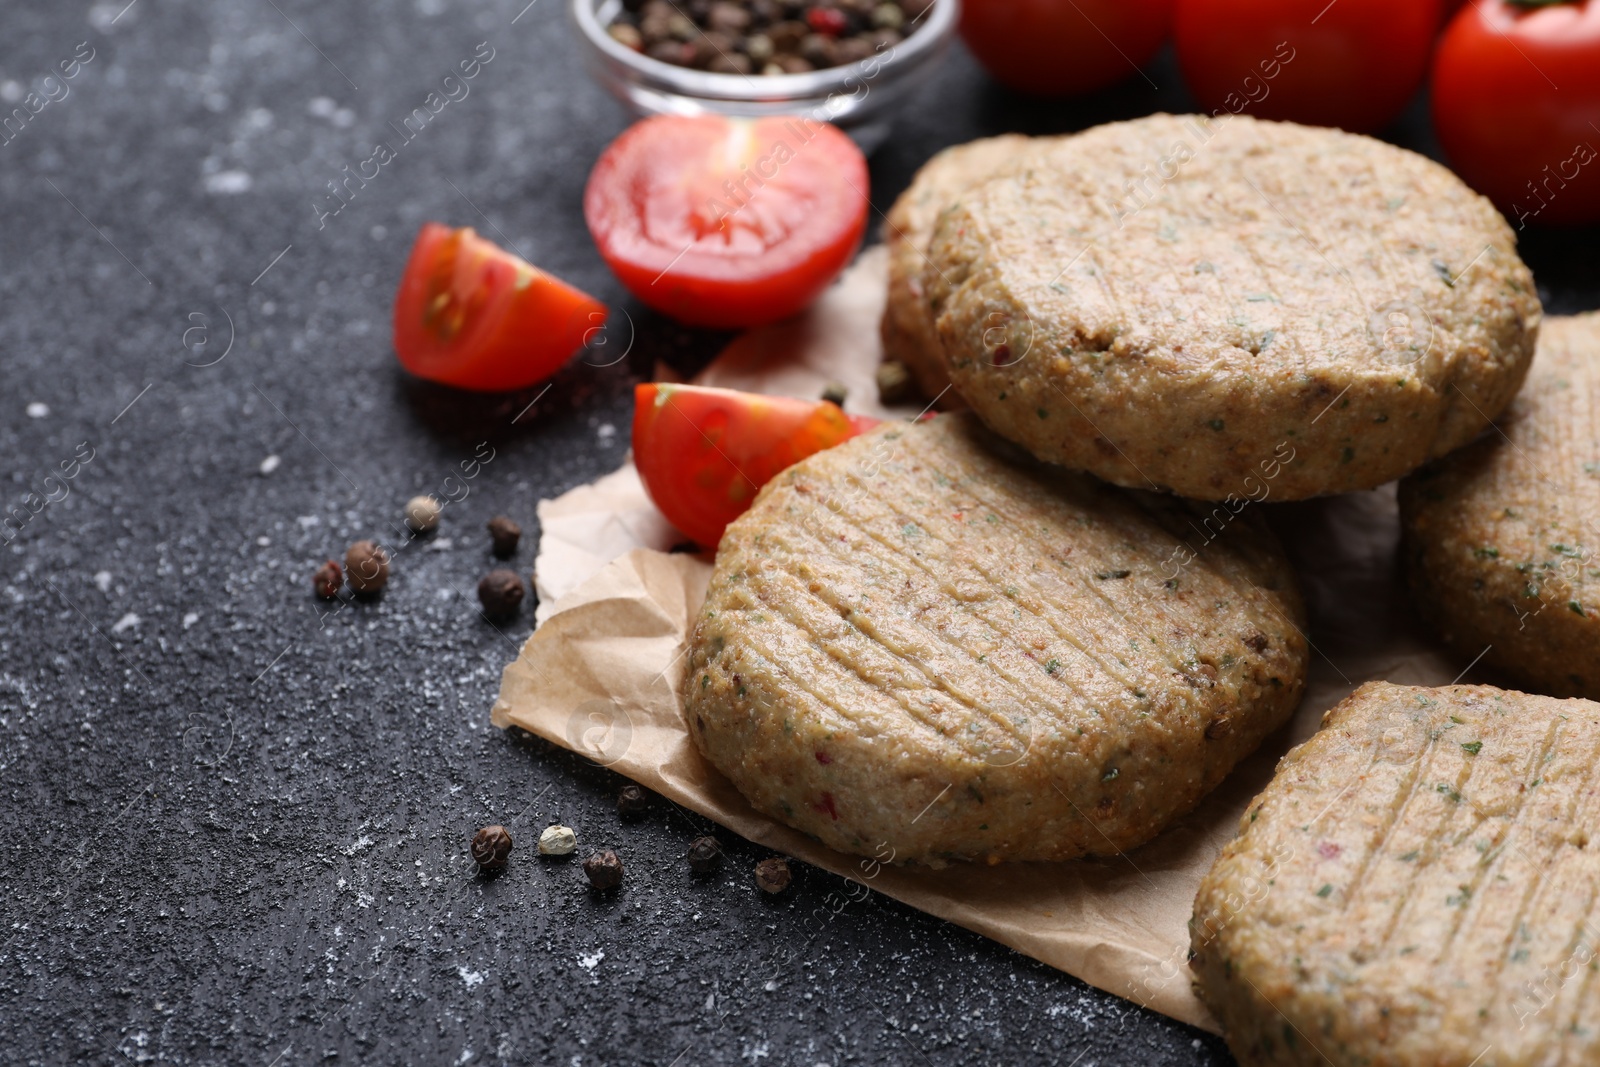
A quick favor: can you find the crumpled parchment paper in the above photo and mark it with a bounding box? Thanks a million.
[493,245,1466,1032]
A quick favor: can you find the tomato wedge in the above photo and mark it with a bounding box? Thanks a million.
[585,115,869,329]
[633,383,879,548]
[393,223,608,392]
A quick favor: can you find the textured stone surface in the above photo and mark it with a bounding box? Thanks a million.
[0,2,1592,1064]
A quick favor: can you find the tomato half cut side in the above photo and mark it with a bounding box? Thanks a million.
[633,383,880,548]
[586,116,869,329]
[393,222,608,392]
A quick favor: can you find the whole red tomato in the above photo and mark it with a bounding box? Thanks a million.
[1433,0,1600,227]
[1175,0,1440,132]
[961,0,1175,97]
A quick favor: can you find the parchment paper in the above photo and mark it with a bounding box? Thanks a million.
[493,246,1468,1032]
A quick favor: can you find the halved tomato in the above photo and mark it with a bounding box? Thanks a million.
[585,115,869,329]
[393,223,608,392]
[633,383,879,548]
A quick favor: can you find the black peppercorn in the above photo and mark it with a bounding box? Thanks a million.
[471,825,513,870]
[345,540,390,595]
[617,784,650,819]
[687,835,723,874]
[477,570,525,620]
[312,559,343,599]
[487,515,521,558]
[584,849,624,890]
[755,856,792,894]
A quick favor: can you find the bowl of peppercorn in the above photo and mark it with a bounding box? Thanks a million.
[572,0,957,151]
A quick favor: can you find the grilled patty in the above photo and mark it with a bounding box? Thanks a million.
[1192,682,1600,1067]
[684,414,1307,865]
[924,114,1541,501]
[1401,312,1600,699]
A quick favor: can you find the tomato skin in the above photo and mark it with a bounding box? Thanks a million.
[1175,0,1440,132]
[393,223,607,392]
[633,383,878,548]
[1432,0,1600,226]
[585,116,869,330]
[960,0,1174,97]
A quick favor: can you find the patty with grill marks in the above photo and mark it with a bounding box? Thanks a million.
[881,133,1037,405]
[1401,313,1600,700]
[1192,682,1600,1067]
[924,114,1541,501]
[683,413,1308,865]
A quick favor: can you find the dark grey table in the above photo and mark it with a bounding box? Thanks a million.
[2,3,1593,1064]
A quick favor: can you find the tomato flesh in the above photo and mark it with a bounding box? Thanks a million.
[393,223,608,392]
[1433,0,1600,226]
[585,116,869,329]
[633,383,879,548]
[961,0,1174,97]
[1175,0,1440,133]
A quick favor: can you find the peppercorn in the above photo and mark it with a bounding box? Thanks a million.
[755,856,792,894]
[312,559,343,599]
[745,32,775,63]
[647,39,692,63]
[405,494,441,534]
[800,32,837,65]
[687,835,723,874]
[876,360,915,405]
[692,29,736,66]
[614,0,921,74]
[805,6,849,35]
[708,52,753,74]
[477,570,525,620]
[538,824,577,855]
[584,849,624,890]
[608,22,645,49]
[820,381,849,407]
[707,1,750,33]
[834,35,875,63]
[471,825,513,870]
[345,540,390,595]
[617,783,650,819]
[487,516,521,558]
[767,19,807,50]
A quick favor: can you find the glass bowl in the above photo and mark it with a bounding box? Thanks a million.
[570,0,959,152]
